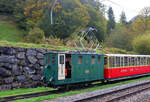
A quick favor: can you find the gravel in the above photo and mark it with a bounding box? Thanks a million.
[119,89,150,102]
[43,80,150,102]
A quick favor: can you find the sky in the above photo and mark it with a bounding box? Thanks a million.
[101,0,150,22]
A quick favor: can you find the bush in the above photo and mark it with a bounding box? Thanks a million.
[133,32,150,54]
[43,36,64,46]
[105,25,134,51]
[26,27,45,44]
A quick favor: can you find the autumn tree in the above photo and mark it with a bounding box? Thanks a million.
[130,7,150,35]
[24,0,44,27]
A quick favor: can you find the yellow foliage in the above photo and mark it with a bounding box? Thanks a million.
[24,0,44,26]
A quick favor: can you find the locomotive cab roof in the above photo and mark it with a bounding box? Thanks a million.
[45,50,102,55]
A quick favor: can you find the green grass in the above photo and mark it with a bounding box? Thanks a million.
[12,76,150,102]
[0,20,24,42]
[0,40,75,51]
[0,87,54,98]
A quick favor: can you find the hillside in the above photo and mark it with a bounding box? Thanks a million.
[0,16,24,42]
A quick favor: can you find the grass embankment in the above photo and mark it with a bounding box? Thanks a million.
[0,87,53,98]
[0,20,24,42]
[0,76,150,102]
[0,40,134,54]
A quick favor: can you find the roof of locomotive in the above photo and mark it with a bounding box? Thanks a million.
[105,54,150,57]
[45,50,102,55]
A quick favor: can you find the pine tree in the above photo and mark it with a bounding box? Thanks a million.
[120,11,127,25]
[107,7,115,35]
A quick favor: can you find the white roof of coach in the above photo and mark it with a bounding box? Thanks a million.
[105,54,150,57]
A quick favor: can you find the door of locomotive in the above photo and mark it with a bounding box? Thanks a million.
[58,54,65,80]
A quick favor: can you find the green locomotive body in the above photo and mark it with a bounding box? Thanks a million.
[43,51,104,87]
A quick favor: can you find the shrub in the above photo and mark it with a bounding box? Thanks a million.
[26,27,45,44]
[133,32,150,54]
[43,36,64,46]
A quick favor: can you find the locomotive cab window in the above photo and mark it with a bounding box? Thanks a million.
[44,56,47,65]
[78,56,83,64]
[60,55,64,64]
[98,56,101,64]
[48,55,51,65]
[92,56,95,64]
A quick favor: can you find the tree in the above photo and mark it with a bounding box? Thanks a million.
[24,0,44,27]
[106,25,133,51]
[133,31,150,54]
[139,7,150,18]
[130,7,150,35]
[120,11,127,25]
[107,7,115,35]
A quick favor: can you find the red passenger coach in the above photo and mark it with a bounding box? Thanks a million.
[104,54,150,79]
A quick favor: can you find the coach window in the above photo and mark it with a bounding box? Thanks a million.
[78,56,83,64]
[120,57,124,67]
[141,57,144,65]
[128,57,131,66]
[98,56,101,64]
[144,57,147,65]
[116,57,120,67]
[109,57,112,68]
[124,57,128,67]
[137,57,140,66]
[111,57,115,67]
[92,56,95,64]
[131,57,135,66]
[104,57,107,65]
[148,57,150,65]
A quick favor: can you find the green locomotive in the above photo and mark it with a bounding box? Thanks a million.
[43,51,104,87]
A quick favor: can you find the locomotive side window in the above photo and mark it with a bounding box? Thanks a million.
[60,55,64,64]
[98,56,101,64]
[92,56,95,64]
[44,56,47,65]
[48,55,51,65]
[78,56,83,64]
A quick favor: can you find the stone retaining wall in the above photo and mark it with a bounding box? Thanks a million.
[0,46,49,91]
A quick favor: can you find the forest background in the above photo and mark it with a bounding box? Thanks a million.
[0,0,150,54]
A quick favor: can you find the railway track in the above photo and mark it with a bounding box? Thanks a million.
[0,89,64,102]
[76,80,150,102]
[0,76,149,102]
[0,83,103,102]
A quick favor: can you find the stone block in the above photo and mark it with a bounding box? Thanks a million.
[17,52,25,59]
[4,77,14,84]
[27,56,37,64]
[26,49,37,56]
[16,75,27,83]
[0,68,11,77]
